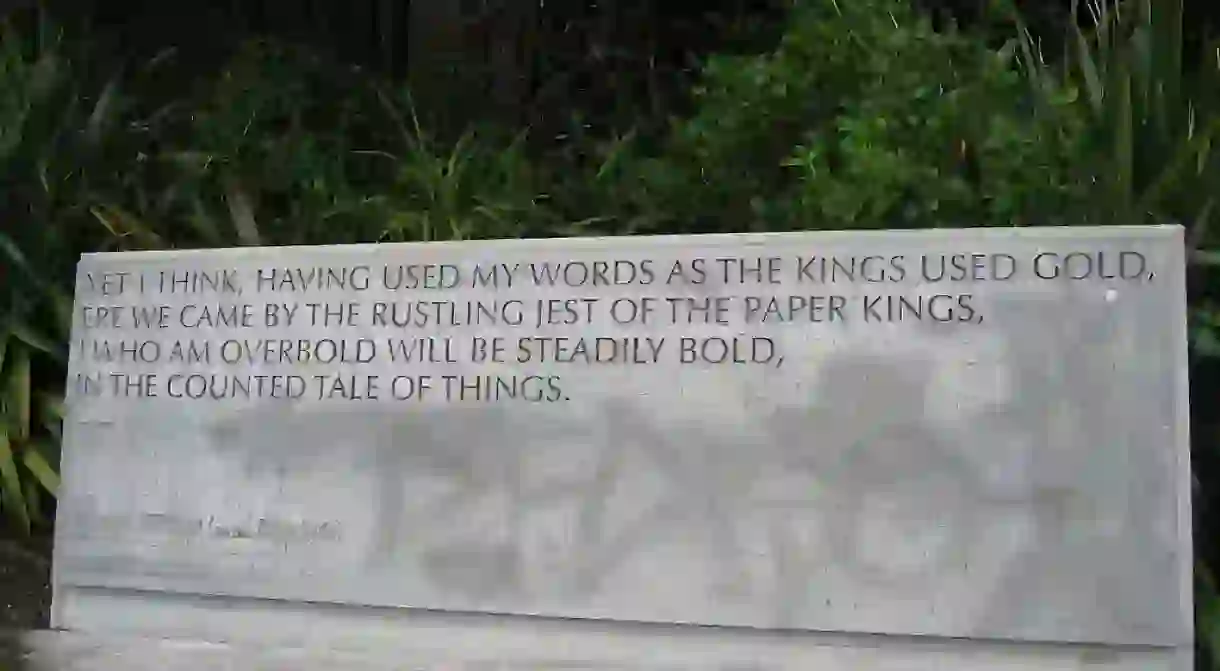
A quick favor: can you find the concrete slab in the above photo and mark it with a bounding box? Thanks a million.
[51,228,1193,665]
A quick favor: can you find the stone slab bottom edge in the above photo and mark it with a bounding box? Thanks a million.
[0,629,1193,671]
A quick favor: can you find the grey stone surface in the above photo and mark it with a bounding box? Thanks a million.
[53,227,1193,654]
[2,617,1192,671]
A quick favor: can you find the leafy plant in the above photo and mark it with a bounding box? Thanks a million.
[776,0,1087,230]
[1001,1,1220,667]
[1009,0,1220,232]
[117,40,570,249]
[0,15,83,534]
[152,40,393,248]
[0,321,63,535]
[372,90,567,242]
[578,0,1090,234]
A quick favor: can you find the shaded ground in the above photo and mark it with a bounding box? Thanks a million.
[0,532,52,631]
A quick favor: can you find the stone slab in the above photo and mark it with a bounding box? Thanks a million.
[3,609,1193,671]
[53,227,1193,650]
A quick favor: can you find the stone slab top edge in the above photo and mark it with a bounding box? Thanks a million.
[75,225,1187,262]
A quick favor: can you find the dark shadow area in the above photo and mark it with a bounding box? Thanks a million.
[0,531,51,631]
[0,530,51,671]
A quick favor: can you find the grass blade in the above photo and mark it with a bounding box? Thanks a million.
[1071,1,1105,114]
[23,477,43,526]
[21,443,59,496]
[85,73,122,147]
[1113,68,1135,216]
[0,231,38,282]
[10,321,64,362]
[47,285,74,340]
[0,233,74,337]
[6,344,30,442]
[38,392,64,424]
[1192,250,1220,267]
[0,429,31,535]
[1137,119,1220,212]
[224,177,262,246]
[91,204,165,249]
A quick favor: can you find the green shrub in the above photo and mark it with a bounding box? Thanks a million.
[0,17,106,533]
[1009,0,1220,664]
[371,96,569,242]
[152,40,394,248]
[576,0,1090,234]
[0,320,63,535]
[115,40,580,249]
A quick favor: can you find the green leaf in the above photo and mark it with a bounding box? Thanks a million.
[21,443,59,496]
[6,344,30,442]
[1137,119,1220,213]
[9,321,63,362]
[48,286,74,340]
[1194,326,1220,358]
[0,430,31,535]
[1071,11,1104,114]
[91,204,165,249]
[38,392,64,423]
[0,233,74,337]
[23,477,43,526]
[0,231,37,282]
[223,177,262,246]
[1113,70,1134,215]
[184,199,225,247]
[85,74,122,148]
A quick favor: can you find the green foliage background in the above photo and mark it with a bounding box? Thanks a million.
[3,0,1220,664]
